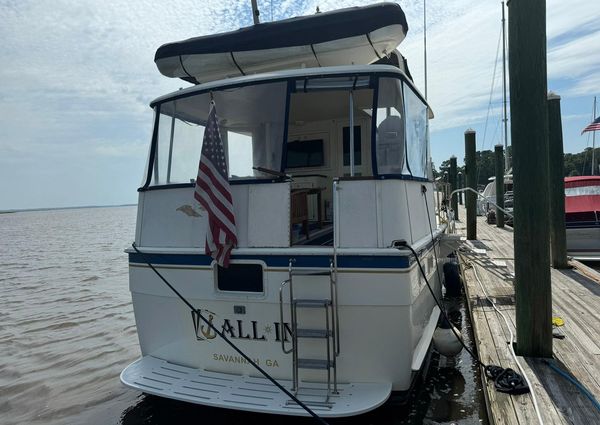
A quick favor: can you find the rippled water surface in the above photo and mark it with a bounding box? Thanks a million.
[0,206,487,424]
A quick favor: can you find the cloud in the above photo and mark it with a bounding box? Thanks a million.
[0,0,599,208]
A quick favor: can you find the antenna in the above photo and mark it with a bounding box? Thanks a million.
[251,0,260,24]
[423,0,428,100]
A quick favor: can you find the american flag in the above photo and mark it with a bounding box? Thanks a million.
[194,102,237,267]
[582,116,600,134]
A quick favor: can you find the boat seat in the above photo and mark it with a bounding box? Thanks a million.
[290,188,325,243]
[376,115,404,174]
[291,189,310,240]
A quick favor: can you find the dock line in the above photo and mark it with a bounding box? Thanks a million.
[469,260,545,425]
[418,186,536,401]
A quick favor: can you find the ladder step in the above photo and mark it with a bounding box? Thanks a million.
[290,270,331,276]
[293,299,331,308]
[296,328,331,338]
[297,358,333,370]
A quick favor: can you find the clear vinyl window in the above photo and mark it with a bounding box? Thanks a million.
[403,83,428,178]
[375,78,406,175]
[149,81,288,185]
[375,78,429,178]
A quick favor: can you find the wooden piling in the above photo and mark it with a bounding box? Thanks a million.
[465,130,477,240]
[508,0,552,357]
[449,156,459,220]
[494,145,505,228]
[548,93,568,269]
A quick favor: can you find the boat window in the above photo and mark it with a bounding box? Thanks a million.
[154,106,205,185]
[403,83,428,178]
[565,185,600,196]
[286,139,325,168]
[286,77,374,175]
[149,81,287,185]
[216,263,263,293]
[294,75,370,92]
[375,78,407,175]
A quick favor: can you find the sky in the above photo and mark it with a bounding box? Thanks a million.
[0,0,599,210]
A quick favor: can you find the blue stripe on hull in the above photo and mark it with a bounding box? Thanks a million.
[128,252,412,269]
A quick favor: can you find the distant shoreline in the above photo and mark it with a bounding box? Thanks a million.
[0,204,137,214]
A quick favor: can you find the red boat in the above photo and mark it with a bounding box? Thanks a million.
[565,176,600,261]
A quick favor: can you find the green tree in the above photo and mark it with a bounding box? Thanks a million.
[440,146,600,185]
[563,147,600,176]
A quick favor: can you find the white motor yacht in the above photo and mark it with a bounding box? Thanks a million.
[120,3,454,417]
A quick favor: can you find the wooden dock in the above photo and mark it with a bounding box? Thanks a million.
[455,210,600,424]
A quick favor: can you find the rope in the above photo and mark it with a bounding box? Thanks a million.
[404,186,534,400]
[130,243,329,424]
[469,261,544,425]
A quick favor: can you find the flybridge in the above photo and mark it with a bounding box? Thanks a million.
[154,3,408,84]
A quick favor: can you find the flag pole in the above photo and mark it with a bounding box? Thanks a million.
[593,96,596,175]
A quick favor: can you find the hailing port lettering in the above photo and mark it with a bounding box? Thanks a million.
[212,353,280,367]
[191,309,292,343]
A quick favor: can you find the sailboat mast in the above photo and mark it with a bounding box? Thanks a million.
[593,96,597,175]
[502,1,509,171]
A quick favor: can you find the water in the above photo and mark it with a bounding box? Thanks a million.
[0,206,487,424]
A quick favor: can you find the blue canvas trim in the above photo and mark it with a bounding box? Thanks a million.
[371,75,380,176]
[280,80,293,173]
[139,178,287,192]
[140,105,161,191]
[129,252,413,269]
[401,82,413,177]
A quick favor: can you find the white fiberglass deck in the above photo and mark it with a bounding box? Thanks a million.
[121,356,392,417]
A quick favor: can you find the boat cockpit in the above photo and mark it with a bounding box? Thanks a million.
[138,66,432,249]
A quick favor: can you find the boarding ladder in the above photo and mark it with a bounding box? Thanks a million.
[279,259,340,404]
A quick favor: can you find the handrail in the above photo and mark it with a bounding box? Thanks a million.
[449,187,514,218]
[278,279,293,354]
[332,180,340,356]
[330,261,340,358]
[288,259,298,392]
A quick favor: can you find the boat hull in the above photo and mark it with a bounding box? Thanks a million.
[124,247,442,416]
[566,225,600,261]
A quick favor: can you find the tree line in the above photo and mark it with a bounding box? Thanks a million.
[434,147,600,186]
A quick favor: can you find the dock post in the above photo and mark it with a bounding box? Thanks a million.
[508,0,552,357]
[450,156,459,220]
[548,93,568,269]
[465,130,477,240]
[494,145,505,228]
[458,172,463,205]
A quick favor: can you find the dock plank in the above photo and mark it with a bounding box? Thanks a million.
[454,209,600,425]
